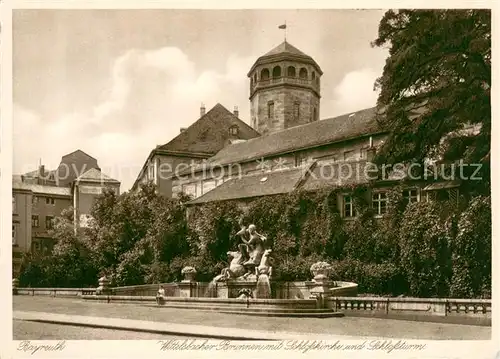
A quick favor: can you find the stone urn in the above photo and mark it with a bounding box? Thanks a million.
[310,261,332,283]
[181,266,197,282]
[96,275,111,295]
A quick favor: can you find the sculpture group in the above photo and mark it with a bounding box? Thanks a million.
[213,223,272,282]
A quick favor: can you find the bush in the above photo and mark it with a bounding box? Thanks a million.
[398,202,453,297]
[449,196,491,298]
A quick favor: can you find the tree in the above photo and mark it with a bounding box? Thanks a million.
[372,10,491,194]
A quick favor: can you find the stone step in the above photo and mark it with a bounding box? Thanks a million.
[146,303,339,316]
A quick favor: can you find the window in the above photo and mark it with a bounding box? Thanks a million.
[272,66,281,78]
[312,71,316,80]
[313,107,317,122]
[12,225,16,245]
[32,196,38,205]
[229,126,239,136]
[261,68,270,81]
[33,242,41,252]
[46,216,54,230]
[294,102,300,120]
[372,192,388,216]
[32,215,39,228]
[45,197,55,205]
[343,195,356,218]
[299,67,308,79]
[294,153,307,167]
[12,195,16,213]
[403,189,419,205]
[268,102,275,120]
[287,66,296,77]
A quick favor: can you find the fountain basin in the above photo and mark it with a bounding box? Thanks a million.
[81,295,344,318]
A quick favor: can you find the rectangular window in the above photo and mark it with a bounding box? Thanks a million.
[32,196,38,205]
[45,197,55,205]
[12,225,16,245]
[372,192,388,216]
[268,102,274,120]
[32,215,39,228]
[148,163,155,181]
[343,195,356,218]
[12,195,17,213]
[403,189,419,205]
[294,102,300,120]
[46,216,54,230]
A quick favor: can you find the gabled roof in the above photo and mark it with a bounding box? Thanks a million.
[75,168,120,184]
[184,107,384,175]
[61,149,97,161]
[187,166,309,205]
[158,103,260,155]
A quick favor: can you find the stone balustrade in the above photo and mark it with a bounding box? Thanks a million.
[331,296,491,326]
[16,287,96,297]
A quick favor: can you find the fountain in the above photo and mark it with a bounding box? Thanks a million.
[83,223,358,317]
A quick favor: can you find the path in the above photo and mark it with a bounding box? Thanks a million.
[13,296,491,340]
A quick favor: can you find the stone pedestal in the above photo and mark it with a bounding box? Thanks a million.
[12,278,19,295]
[226,279,258,298]
[96,276,111,295]
[178,281,195,298]
[309,278,334,309]
[215,282,229,298]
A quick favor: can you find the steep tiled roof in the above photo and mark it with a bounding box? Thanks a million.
[199,107,383,170]
[12,176,71,196]
[158,103,260,155]
[187,167,308,205]
[76,168,120,184]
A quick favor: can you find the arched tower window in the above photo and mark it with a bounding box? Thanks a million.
[254,73,257,82]
[316,77,320,86]
[272,66,281,78]
[299,68,308,79]
[261,68,270,81]
[287,66,296,77]
[312,71,316,80]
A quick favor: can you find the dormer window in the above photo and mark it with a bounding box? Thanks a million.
[229,126,239,136]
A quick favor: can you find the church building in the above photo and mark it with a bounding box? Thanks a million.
[137,40,463,213]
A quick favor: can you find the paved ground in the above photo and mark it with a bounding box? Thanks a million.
[13,296,491,340]
[14,319,185,340]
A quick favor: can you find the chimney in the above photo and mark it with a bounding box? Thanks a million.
[38,165,45,185]
[200,103,206,117]
[180,128,187,133]
[233,106,239,118]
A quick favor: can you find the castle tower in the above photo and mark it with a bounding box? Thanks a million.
[248,41,322,135]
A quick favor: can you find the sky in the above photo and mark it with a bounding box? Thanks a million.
[13,9,389,191]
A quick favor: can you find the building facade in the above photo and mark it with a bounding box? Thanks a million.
[132,103,260,196]
[12,150,120,275]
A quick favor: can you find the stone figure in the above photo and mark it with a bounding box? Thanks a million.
[213,243,249,281]
[256,248,273,277]
[239,224,267,267]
